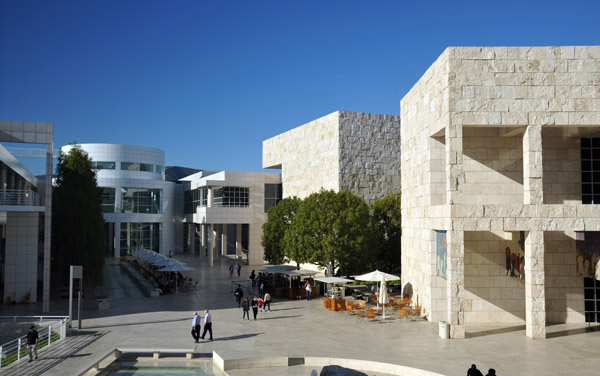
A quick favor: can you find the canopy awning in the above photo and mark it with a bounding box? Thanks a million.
[315,277,353,284]
[258,265,297,274]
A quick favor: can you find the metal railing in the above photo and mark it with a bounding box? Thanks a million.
[0,189,40,206]
[0,316,68,369]
[2,147,59,158]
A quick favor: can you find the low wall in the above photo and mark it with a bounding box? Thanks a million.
[120,263,160,298]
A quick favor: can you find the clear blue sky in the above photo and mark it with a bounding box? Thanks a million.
[1,0,599,175]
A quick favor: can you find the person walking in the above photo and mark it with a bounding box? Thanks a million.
[234,285,244,307]
[242,297,250,320]
[236,262,241,277]
[250,270,256,293]
[251,296,259,320]
[304,279,312,301]
[200,309,213,340]
[26,325,38,362]
[229,264,234,278]
[263,291,271,312]
[191,312,201,343]
[485,369,496,376]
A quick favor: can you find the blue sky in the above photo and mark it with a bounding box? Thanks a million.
[1,0,599,175]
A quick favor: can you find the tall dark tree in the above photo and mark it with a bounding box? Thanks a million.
[283,189,372,276]
[370,193,402,275]
[262,196,301,265]
[52,144,105,285]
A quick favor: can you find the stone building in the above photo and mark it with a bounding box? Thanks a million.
[263,111,401,203]
[401,46,600,339]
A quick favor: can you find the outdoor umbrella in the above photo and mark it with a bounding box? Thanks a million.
[378,279,390,319]
[355,270,400,309]
[157,264,194,293]
[153,258,186,267]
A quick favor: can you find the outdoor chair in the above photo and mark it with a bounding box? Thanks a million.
[356,308,366,322]
[366,309,377,322]
[398,309,408,319]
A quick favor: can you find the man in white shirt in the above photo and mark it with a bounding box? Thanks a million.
[200,309,213,340]
[191,312,201,343]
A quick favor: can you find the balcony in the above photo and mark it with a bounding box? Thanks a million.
[0,189,41,207]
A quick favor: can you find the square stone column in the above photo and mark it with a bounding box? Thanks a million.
[221,224,228,256]
[189,224,196,254]
[445,123,464,205]
[525,230,546,338]
[236,224,242,258]
[446,228,465,338]
[208,224,215,267]
[523,124,543,204]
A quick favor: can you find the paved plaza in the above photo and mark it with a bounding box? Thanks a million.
[2,252,600,376]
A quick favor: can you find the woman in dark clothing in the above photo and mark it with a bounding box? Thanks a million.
[242,297,250,320]
[251,296,259,320]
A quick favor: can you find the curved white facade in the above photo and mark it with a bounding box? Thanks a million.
[61,144,175,258]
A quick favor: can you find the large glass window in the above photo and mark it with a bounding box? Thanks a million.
[121,162,154,172]
[213,187,249,207]
[99,187,116,213]
[184,188,208,214]
[155,165,165,174]
[581,138,600,204]
[264,183,282,212]
[120,222,160,256]
[121,188,161,214]
[92,161,116,170]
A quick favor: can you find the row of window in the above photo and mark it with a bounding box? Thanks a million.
[99,187,161,214]
[581,138,600,205]
[183,184,282,214]
[91,161,164,174]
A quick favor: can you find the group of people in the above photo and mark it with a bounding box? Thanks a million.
[235,284,271,320]
[467,364,496,376]
[191,310,213,343]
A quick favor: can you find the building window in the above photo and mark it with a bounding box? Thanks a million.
[99,187,116,213]
[120,222,160,256]
[92,161,116,170]
[121,188,161,214]
[121,162,154,172]
[264,183,282,213]
[213,187,249,207]
[155,165,165,174]
[581,138,600,204]
[184,188,209,214]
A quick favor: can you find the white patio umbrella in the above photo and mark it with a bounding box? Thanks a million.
[153,258,186,267]
[378,279,391,319]
[355,270,399,309]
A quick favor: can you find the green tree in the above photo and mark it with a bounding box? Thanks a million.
[52,144,105,285]
[369,193,402,275]
[262,196,301,265]
[283,189,372,276]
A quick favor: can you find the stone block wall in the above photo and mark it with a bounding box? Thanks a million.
[542,128,581,204]
[338,111,401,203]
[461,127,523,205]
[464,231,526,324]
[3,212,39,303]
[544,231,584,323]
[263,112,341,199]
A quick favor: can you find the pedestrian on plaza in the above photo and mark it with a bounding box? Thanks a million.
[467,364,484,376]
[200,309,213,340]
[191,312,201,343]
[250,270,256,292]
[169,249,172,258]
[485,369,496,376]
[242,297,250,320]
[304,279,312,301]
[25,325,38,362]
[236,262,241,277]
[258,296,263,312]
[234,285,244,307]
[263,291,271,312]
[259,280,265,296]
[251,296,259,320]
[229,264,234,278]
[293,278,301,300]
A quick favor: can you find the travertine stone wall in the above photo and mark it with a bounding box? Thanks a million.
[339,112,401,203]
[263,111,401,203]
[401,46,600,339]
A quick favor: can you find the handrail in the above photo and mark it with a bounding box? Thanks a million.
[0,189,40,206]
[0,316,68,369]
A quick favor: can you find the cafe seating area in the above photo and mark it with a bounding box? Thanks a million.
[337,293,424,322]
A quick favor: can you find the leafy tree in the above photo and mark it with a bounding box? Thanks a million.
[283,189,372,276]
[262,196,301,265]
[52,144,105,285]
[369,193,402,275]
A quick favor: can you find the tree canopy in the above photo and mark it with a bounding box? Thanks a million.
[283,189,372,276]
[369,193,402,274]
[262,196,301,265]
[52,144,105,285]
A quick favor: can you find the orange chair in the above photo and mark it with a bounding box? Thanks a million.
[366,309,377,322]
[398,309,408,319]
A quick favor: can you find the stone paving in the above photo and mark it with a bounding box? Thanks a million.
[1,252,600,375]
